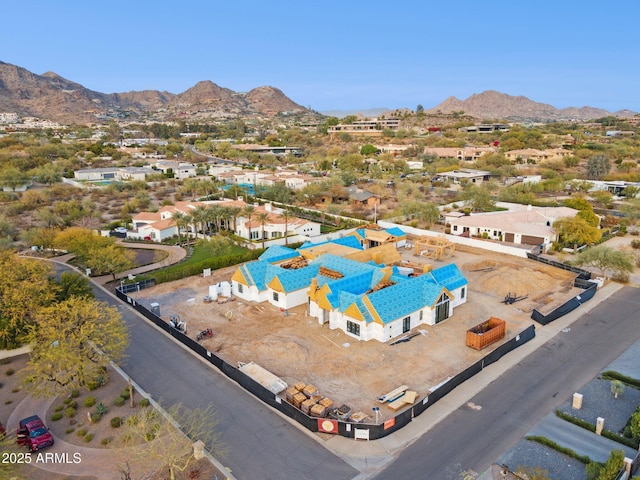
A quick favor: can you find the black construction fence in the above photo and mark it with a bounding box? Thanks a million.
[527,253,599,325]
[116,284,537,440]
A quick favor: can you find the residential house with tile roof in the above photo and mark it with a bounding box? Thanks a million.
[129,200,320,244]
[448,205,577,250]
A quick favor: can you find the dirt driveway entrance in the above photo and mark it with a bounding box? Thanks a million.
[128,245,577,418]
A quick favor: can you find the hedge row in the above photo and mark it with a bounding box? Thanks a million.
[525,435,594,465]
[555,410,639,449]
[153,249,264,284]
[602,370,640,390]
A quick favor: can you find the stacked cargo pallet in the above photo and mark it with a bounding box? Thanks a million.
[283,381,334,418]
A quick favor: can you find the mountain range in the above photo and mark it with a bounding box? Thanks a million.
[0,61,308,124]
[0,60,636,124]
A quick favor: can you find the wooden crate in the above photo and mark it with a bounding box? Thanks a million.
[294,382,306,392]
[309,404,326,418]
[466,317,506,350]
[292,392,307,408]
[319,397,334,409]
[301,398,316,414]
[302,384,318,398]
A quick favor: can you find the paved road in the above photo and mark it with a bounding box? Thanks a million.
[372,287,640,479]
[53,263,359,480]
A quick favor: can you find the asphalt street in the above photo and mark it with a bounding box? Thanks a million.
[53,263,360,480]
[372,287,640,479]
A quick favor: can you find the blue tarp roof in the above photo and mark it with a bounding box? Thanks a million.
[298,235,363,251]
[259,245,299,263]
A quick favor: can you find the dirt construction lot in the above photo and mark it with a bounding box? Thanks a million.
[128,245,579,419]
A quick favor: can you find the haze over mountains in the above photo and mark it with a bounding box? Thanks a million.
[0,60,636,124]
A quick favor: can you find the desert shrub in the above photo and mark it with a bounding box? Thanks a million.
[65,427,75,434]
[11,387,20,393]
[70,389,80,398]
[612,272,630,283]
[120,389,130,400]
[54,405,64,412]
[4,400,11,405]
[114,396,125,407]
[90,413,101,423]
[139,398,150,407]
[76,428,87,437]
[631,239,640,249]
[84,397,96,407]
[51,412,63,421]
[63,397,72,405]
[0,358,10,365]
[64,407,77,418]
[110,417,122,428]
[83,433,93,443]
[86,381,99,391]
[95,402,108,416]
[5,369,14,376]
[101,437,112,446]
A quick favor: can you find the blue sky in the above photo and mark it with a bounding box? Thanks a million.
[2,0,639,112]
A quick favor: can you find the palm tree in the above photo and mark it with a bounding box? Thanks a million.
[227,206,242,233]
[172,211,190,245]
[254,212,270,249]
[205,205,221,236]
[278,209,294,246]
[242,205,256,242]
[191,205,208,241]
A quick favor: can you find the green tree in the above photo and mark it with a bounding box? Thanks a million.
[460,185,496,212]
[54,271,94,302]
[22,296,128,398]
[85,244,135,281]
[586,155,611,180]
[553,216,602,250]
[360,144,379,156]
[0,253,56,348]
[0,166,30,190]
[572,245,634,278]
[119,403,225,480]
[630,409,640,439]
[598,449,625,480]
[610,380,625,399]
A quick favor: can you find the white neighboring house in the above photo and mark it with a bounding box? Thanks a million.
[155,161,197,179]
[74,166,154,182]
[448,205,578,251]
[235,203,320,242]
[128,200,320,244]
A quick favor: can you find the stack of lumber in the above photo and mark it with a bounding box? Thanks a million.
[387,390,418,410]
[310,404,326,418]
[282,381,335,418]
[301,398,316,414]
[292,392,307,408]
[302,384,318,398]
[284,387,299,404]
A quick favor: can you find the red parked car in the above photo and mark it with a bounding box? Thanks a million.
[16,415,54,452]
